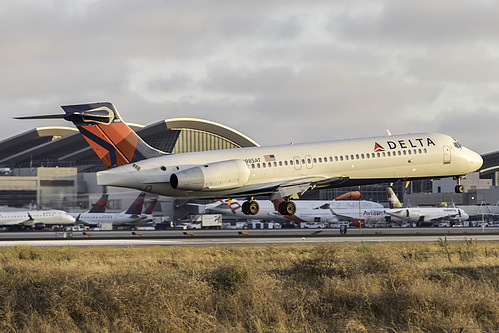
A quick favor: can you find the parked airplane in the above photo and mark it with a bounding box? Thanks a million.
[0,210,76,227]
[70,192,149,226]
[17,102,483,216]
[384,187,469,226]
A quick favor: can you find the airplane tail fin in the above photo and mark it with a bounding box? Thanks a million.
[60,102,166,169]
[89,194,109,213]
[125,192,146,215]
[143,198,158,214]
[386,187,403,209]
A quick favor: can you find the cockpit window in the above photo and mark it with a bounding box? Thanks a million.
[453,142,462,149]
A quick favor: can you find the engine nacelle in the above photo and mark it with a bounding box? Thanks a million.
[170,159,250,191]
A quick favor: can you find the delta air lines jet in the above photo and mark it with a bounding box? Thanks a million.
[17,102,483,216]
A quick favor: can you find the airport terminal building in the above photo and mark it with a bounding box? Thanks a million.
[0,119,498,220]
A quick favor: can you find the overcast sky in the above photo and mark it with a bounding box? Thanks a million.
[1,0,499,153]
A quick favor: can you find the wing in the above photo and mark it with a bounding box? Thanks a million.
[268,176,349,200]
[329,209,354,221]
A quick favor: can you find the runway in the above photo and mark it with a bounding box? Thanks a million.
[0,228,497,247]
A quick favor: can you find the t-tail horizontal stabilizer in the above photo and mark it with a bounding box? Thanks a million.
[16,102,166,169]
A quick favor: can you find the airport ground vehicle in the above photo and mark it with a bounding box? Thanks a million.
[189,214,222,229]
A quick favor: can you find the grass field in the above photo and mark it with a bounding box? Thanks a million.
[0,238,497,332]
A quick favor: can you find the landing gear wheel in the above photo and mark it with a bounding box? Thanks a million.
[242,200,259,215]
[278,201,297,215]
[242,201,250,215]
[248,201,259,215]
[455,185,465,194]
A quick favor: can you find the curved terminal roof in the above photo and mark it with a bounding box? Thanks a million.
[164,118,259,148]
[0,118,259,172]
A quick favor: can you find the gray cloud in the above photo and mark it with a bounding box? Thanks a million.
[0,0,495,156]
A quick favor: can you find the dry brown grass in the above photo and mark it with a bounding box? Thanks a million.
[0,240,497,332]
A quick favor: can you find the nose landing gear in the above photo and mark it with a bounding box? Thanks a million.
[454,176,465,193]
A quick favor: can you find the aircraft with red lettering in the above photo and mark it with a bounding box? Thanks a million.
[17,102,483,216]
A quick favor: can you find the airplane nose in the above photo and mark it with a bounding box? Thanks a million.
[464,148,483,171]
[471,150,483,169]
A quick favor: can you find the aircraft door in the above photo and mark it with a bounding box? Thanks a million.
[443,146,451,164]
[293,156,301,170]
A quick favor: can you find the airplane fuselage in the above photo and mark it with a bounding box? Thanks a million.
[98,133,482,199]
[386,207,469,223]
[0,210,75,225]
[70,212,146,226]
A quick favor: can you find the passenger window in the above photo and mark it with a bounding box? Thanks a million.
[366,154,370,159]
[418,149,422,154]
[356,154,359,159]
[285,161,288,166]
[424,148,427,153]
[279,161,282,166]
[290,160,293,165]
[387,152,391,157]
[361,154,364,159]
[318,157,322,163]
[302,159,305,164]
[312,158,316,163]
[335,156,338,161]
[398,151,401,156]
[345,155,349,161]
[372,153,375,158]
[340,156,344,161]
[408,150,411,155]
[262,163,266,168]
[376,152,380,158]
[273,162,277,167]
[252,164,255,169]
[403,150,407,155]
[350,155,354,160]
[257,163,260,168]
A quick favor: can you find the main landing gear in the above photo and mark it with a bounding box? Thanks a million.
[242,198,260,215]
[454,176,465,194]
[241,197,297,216]
[278,198,297,216]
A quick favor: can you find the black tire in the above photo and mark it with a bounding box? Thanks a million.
[249,201,259,215]
[282,201,297,215]
[242,201,250,215]
[455,185,465,193]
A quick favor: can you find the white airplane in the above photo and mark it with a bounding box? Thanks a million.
[0,210,76,227]
[384,187,469,226]
[17,102,483,216]
[70,192,151,226]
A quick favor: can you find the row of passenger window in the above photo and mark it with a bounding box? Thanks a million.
[250,148,428,169]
